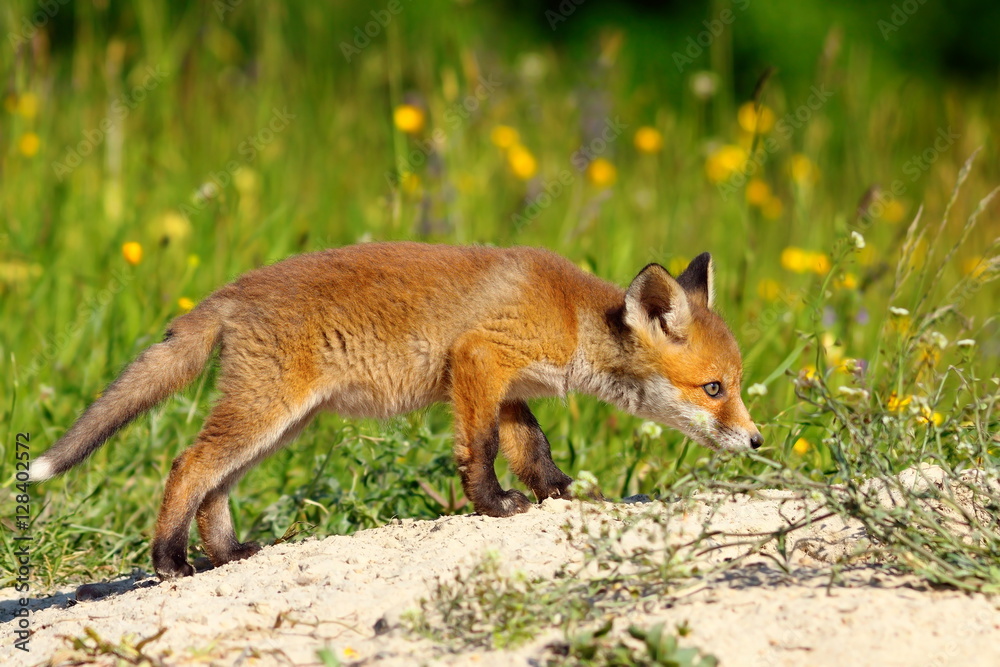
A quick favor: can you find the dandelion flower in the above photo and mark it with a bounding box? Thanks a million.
[881,199,906,223]
[917,407,943,427]
[633,126,663,153]
[737,102,775,134]
[887,393,912,412]
[506,145,537,180]
[18,132,40,157]
[490,125,520,150]
[757,278,781,301]
[16,92,39,119]
[178,297,195,312]
[781,247,807,273]
[122,242,143,266]
[793,438,811,455]
[393,104,425,134]
[835,273,858,290]
[745,178,771,207]
[789,153,819,185]
[761,196,783,220]
[586,158,617,187]
[705,144,747,183]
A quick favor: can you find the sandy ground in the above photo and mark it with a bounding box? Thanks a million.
[2,490,999,666]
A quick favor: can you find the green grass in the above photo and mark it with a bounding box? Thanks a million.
[1,1,998,593]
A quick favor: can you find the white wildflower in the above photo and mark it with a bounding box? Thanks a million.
[850,231,865,249]
[638,421,663,439]
[889,306,910,317]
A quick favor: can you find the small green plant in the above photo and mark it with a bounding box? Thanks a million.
[548,620,718,667]
[404,551,591,650]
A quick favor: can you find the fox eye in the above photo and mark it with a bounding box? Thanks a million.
[703,382,722,397]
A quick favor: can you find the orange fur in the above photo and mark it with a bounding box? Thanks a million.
[32,242,761,578]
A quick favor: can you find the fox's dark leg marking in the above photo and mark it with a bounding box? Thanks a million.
[499,400,573,502]
[450,336,531,517]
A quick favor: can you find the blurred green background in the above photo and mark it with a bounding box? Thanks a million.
[1,0,998,583]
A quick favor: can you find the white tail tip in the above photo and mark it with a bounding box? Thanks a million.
[28,458,54,482]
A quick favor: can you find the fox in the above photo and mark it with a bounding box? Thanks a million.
[31,242,762,578]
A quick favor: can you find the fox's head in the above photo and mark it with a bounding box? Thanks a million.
[621,253,762,452]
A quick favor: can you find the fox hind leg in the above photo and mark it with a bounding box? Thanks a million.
[498,400,573,502]
[194,406,320,568]
[153,398,313,578]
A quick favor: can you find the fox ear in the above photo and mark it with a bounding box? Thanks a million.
[676,252,715,310]
[625,263,691,340]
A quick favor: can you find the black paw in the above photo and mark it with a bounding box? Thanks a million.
[476,488,532,517]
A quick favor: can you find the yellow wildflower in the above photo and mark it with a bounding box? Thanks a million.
[16,92,39,118]
[762,196,784,219]
[178,297,195,312]
[782,247,830,274]
[154,211,192,244]
[880,198,906,223]
[506,145,537,180]
[793,438,811,455]
[393,104,425,134]
[122,242,143,266]
[757,278,781,301]
[187,254,201,268]
[586,158,617,187]
[917,406,943,427]
[18,132,40,157]
[745,178,771,207]
[789,153,819,185]
[705,144,747,183]
[400,171,422,195]
[887,393,912,412]
[633,126,663,153]
[835,273,858,290]
[801,364,818,380]
[737,102,775,134]
[490,125,520,150]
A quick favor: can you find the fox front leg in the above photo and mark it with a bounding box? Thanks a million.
[449,336,532,517]
[498,400,573,502]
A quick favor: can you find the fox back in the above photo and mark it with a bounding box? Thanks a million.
[32,242,761,578]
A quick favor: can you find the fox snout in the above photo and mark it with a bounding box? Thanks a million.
[750,431,763,450]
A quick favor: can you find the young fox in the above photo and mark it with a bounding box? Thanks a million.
[32,242,761,578]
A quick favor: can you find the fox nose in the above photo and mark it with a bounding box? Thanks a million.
[749,432,763,450]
